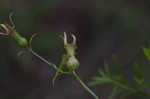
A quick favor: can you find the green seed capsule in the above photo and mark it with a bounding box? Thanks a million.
[2,24,28,48]
[67,56,79,71]
[11,32,28,48]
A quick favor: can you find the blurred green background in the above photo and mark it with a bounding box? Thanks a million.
[0,0,150,99]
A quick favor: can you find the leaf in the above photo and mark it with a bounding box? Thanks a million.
[112,54,123,81]
[112,55,120,75]
[88,76,113,86]
[121,90,135,99]
[109,87,124,99]
[104,60,111,77]
[98,69,105,77]
[141,82,150,89]
[17,50,26,56]
[52,54,68,86]
[134,64,144,85]
[143,48,150,61]
[29,33,37,48]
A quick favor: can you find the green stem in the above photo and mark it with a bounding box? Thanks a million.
[28,48,69,74]
[29,49,58,70]
[27,48,99,98]
[72,71,99,99]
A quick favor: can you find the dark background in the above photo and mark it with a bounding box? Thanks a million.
[0,0,150,99]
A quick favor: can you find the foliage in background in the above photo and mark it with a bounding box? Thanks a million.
[89,49,150,99]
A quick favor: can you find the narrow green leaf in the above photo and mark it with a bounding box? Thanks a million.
[29,33,37,47]
[121,90,134,99]
[88,76,113,86]
[17,50,26,56]
[98,69,105,77]
[134,64,144,85]
[112,54,123,81]
[141,82,150,89]
[52,54,68,85]
[143,48,150,61]
[109,87,123,99]
[112,55,120,75]
[104,60,111,77]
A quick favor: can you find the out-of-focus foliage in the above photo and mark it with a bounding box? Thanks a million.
[89,54,150,99]
[143,48,150,61]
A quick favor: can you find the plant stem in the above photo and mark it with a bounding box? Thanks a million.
[72,71,99,99]
[29,48,58,70]
[27,48,99,98]
[28,48,69,74]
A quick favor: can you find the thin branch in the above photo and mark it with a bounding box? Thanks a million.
[27,48,69,75]
[73,71,99,99]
